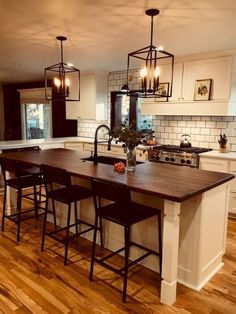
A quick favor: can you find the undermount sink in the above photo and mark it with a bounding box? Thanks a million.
[81,155,144,165]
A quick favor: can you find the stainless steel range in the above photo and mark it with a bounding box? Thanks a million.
[148,145,212,168]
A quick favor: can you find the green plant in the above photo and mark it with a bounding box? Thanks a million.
[112,121,143,152]
[218,134,228,147]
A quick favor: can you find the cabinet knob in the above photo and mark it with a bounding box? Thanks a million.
[181,97,184,100]
[178,97,180,101]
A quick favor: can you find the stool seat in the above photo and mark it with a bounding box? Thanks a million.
[47,185,92,204]
[98,202,157,226]
[6,174,41,189]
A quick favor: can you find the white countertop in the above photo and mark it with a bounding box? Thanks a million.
[200,150,236,160]
[0,137,94,149]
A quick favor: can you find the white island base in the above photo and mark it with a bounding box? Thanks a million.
[66,178,230,306]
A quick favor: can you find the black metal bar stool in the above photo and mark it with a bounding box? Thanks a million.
[41,164,101,265]
[89,178,162,303]
[1,146,45,207]
[0,157,42,242]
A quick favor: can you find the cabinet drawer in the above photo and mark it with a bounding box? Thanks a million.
[107,146,125,155]
[64,142,84,151]
[83,143,104,153]
[199,159,228,172]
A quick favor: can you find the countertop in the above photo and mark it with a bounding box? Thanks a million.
[0,148,234,203]
[200,150,236,160]
[0,137,94,149]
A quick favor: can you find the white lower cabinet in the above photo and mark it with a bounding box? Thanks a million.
[199,155,236,217]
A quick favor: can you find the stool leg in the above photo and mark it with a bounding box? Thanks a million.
[123,225,130,303]
[64,203,71,266]
[41,197,49,251]
[33,184,39,220]
[16,189,22,242]
[2,185,7,232]
[89,213,99,281]
[52,199,57,229]
[99,217,104,247]
[158,213,162,277]
[98,197,103,247]
[74,202,78,236]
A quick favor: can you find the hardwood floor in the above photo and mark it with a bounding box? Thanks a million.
[0,196,235,313]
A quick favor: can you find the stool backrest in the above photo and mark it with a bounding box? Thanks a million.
[0,158,23,181]
[92,178,131,204]
[41,164,71,189]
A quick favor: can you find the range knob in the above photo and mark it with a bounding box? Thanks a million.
[156,155,160,160]
[151,154,156,159]
[170,157,175,162]
[186,159,192,165]
[180,159,185,164]
[165,157,169,161]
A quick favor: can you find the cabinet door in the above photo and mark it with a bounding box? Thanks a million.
[182,56,232,101]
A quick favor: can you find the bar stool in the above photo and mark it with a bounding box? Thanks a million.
[89,178,162,303]
[0,157,42,242]
[41,164,100,265]
[1,146,45,206]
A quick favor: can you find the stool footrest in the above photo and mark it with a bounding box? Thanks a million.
[94,243,159,277]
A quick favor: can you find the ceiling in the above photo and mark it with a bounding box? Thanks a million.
[0,0,236,84]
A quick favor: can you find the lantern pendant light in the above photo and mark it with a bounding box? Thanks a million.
[127,9,174,99]
[44,36,80,101]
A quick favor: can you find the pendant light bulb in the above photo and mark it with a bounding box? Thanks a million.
[54,77,61,88]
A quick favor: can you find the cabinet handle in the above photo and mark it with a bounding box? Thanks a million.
[178,97,180,100]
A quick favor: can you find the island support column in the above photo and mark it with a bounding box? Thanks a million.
[160,200,181,305]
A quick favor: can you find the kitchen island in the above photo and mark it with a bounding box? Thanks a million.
[0,148,234,306]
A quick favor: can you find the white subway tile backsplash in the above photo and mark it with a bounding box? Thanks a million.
[205,121,216,128]
[182,127,191,134]
[195,135,205,141]
[210,128,221,135]
[186,121,196,127]
[191,127,200,134]
[169,121,178,127]
[200,128,210,135]
[165,127,173,133]
[161,120,169,126]
[216,122,227,128]
[211,116,223,121]
[196,121,206,128]
[177,121,186,127]
[173,127,182,133]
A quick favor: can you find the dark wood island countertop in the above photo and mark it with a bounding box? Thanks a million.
[0,148,234,203]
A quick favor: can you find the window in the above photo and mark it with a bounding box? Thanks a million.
[24,103,51,139]
[110,92,152,132]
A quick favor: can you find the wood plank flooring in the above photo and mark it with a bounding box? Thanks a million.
[0,196,235,313]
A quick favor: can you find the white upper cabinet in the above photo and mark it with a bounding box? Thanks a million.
[142,54,236,116]
[66,72,108,120]
[182,57,232,101]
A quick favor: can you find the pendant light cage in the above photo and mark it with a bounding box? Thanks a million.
[126,9,174,99]
[44,36,80,101]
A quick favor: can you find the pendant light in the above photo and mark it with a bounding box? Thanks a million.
[44,36,80,101]
[126,9,174,99]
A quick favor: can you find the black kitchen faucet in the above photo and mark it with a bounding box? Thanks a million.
[94,125,112,165]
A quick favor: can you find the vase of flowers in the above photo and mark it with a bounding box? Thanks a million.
[112,121,143,172]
